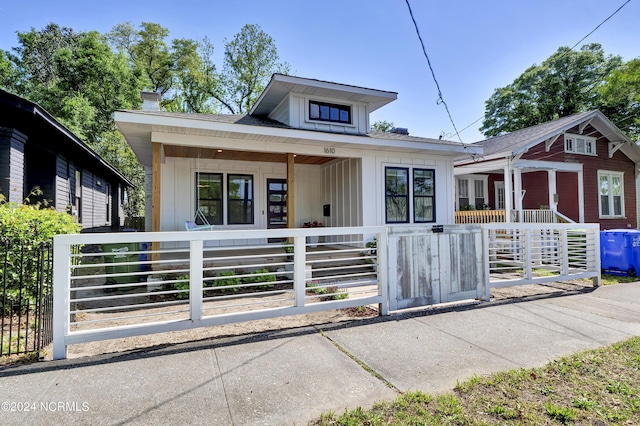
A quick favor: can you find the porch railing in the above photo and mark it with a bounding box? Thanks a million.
[455,209,506,224]
[455,209,574,224]
[53,226,386,359]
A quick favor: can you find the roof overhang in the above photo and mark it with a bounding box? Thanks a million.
[115,110,469,167]
[250,74,398,116]
[455,110,640,166]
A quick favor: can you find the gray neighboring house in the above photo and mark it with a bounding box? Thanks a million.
[0,89,131,231]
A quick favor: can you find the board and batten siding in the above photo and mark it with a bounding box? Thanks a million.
[286,93,369,134]
[160,156,322,234]
[0,128,26,203]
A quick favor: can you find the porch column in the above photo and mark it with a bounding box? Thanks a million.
[513,168,523,213]
[547,170,557,211]
[503,165,512,223]
[577,169,585,223]
[287,153,295,228]
[151,143,161,260]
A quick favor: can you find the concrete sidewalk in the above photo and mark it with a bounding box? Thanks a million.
[1,283,640,425]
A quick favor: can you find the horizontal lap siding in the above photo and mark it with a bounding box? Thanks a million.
[522,124,637,228]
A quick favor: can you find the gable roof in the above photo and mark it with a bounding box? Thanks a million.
[0,89,132,187]
[250,74,398,117]
[460,110,640,164]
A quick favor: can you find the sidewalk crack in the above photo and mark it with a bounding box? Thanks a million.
[316,327,401,393]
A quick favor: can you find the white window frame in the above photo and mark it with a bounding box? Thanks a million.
[455,175,488,210]
[597,170,625,218]
[564,133,596,156]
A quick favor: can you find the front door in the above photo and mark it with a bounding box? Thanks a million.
[495,181,505,209]
[267,179,287,241]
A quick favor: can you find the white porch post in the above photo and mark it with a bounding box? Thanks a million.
[577,169,585,223]
[513,168,523,213]
[548,170,557,211]
[361,157,377,226]
[503,165,512,223]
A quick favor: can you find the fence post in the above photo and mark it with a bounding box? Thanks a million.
[293,236,306,307]
[52,237,71,360]
[378,229,388,315]
[190,239,203,322]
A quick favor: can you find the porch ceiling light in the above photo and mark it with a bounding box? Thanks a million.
[217,149,223,153]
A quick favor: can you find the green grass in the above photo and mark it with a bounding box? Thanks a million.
[601,273,640,285]
[312,336,640,425]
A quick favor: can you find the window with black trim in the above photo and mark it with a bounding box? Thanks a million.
[385,167,409,223]
[309,100,351,124]
[228,174,254,224]
[413,169,435,222]
[196,173,223,225]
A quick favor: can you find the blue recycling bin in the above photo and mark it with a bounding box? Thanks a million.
[600,229,640,276]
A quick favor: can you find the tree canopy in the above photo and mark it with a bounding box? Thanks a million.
[480,43,624,138]
[1,22,289,216]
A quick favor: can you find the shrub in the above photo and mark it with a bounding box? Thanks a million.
[211,271,240,292]
[1,198,81,313]
[173,275,190,299]
[243,268,276,290]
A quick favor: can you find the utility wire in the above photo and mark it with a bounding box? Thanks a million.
[405,0,464,143]
[447,0,632,141]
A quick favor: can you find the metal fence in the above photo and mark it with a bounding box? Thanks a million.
[1,240,53,357]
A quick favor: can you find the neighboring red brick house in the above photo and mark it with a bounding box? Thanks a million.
[454,110,640,230]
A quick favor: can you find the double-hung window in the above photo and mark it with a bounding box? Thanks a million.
[228,174,254,224]
[385,167,436,224]
[598,170,624,218]
[196,173,223,225]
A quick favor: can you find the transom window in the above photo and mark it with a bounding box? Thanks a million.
[565,133,596,155]
[598,170,624,218]
[309,101,351,124]
[385,167,436,224]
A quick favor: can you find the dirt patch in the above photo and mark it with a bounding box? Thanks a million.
[5,279,596,364]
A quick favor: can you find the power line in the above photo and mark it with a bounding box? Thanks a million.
[404,0,464,143]
[447,0,632,141]
[569,0,631,51]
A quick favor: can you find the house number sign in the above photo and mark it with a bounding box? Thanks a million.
[324,147,336,154]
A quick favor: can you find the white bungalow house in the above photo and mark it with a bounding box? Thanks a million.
[114,74,473,239]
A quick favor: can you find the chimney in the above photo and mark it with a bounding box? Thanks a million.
[141,92,161,111]
[390,127,409,135]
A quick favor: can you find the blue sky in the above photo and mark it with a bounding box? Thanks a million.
[0,0,637,142]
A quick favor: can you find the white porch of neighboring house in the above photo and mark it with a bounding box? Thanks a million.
[454,158,583,224]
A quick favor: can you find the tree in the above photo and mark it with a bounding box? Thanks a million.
[2,25,146,216]
[480,44,622,137]
[219,24,290,113]
[598,58,640,140]
[371,120,395,132]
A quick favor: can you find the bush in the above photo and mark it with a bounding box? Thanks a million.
[210,271,240,292]
[0,200,81,313]
[244,268,276,290]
